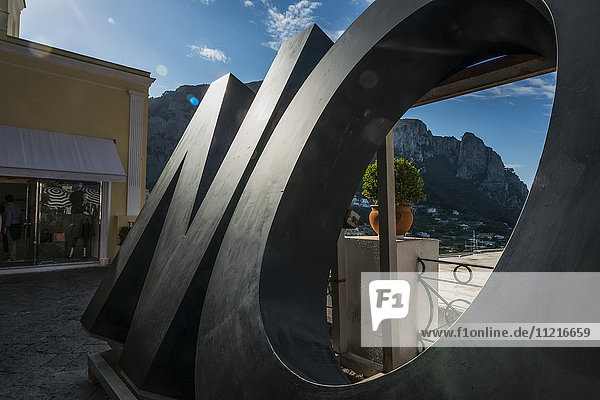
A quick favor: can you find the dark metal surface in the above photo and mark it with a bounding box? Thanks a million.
[196,0,599,398]
[86,26,333,400]
[83,0,600,398]
[414,54,556,106]
[81,73,255,343]
[115,74,256,399]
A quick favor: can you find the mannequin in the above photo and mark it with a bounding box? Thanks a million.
[67,191,94,259]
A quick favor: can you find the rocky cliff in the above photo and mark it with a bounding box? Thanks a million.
[147,84,528,227]
[393,119,528,216]
[147,81,261,190]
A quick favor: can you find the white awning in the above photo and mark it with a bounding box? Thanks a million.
[0,125,126,182]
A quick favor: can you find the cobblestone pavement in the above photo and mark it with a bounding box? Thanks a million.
[0,268,110,399]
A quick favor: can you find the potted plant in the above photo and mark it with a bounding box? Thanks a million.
[118,225,132,246]
[362,158,426,236]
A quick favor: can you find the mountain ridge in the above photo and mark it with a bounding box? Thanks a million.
[146,81,262,190]
[392,119,528,219]
[146,83,528,252]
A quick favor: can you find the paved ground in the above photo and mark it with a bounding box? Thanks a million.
[440,250,503,268]
[437,250,501,312]
[0,253,502,398]
[0,268,110,400]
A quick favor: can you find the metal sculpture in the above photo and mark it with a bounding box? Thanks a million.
[81,73,255,343]
[84,25,332,399]
[84,0,600,399]
[118,26,332,399]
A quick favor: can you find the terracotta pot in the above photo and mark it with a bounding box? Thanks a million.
[369,204,414,236]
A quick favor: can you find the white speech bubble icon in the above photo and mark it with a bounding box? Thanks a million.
[369,280,411,331]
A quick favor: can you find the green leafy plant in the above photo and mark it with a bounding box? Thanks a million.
[118,225,132,245]
[362,158,426,205]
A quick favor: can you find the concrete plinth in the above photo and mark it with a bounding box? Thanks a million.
[334,235,439,374]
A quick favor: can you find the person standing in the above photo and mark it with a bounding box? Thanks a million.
[3,194,22,261]
[0,202,6,258]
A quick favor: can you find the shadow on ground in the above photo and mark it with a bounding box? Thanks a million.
[0,268,109,400]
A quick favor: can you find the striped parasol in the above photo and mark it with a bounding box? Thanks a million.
[42,187,70,209]
[82,187,100,206]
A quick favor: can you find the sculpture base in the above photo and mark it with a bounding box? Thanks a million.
[87,350,177,400]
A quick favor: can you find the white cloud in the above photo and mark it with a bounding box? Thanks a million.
[263,1,322,50]
[187,44,230,63]
[506,164,527,169]
[351,0,375,6]
[463,73,556,101]
[542,102,554,116]
[326,29,345,42]
[197,0,215,4]
[244,0,254,6]
[107,17,115,25]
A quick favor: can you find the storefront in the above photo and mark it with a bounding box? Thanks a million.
[0,7,154,271]
[0,125,125,269]
[1,178,102,267]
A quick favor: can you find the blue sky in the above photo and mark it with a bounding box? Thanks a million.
[19,0,555,187]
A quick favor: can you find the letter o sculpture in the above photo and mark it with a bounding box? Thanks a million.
[84,0,600,398]
[197,0,600,399]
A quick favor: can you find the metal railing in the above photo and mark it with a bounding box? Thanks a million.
[416,257,495,350]
[326,256,496,353]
